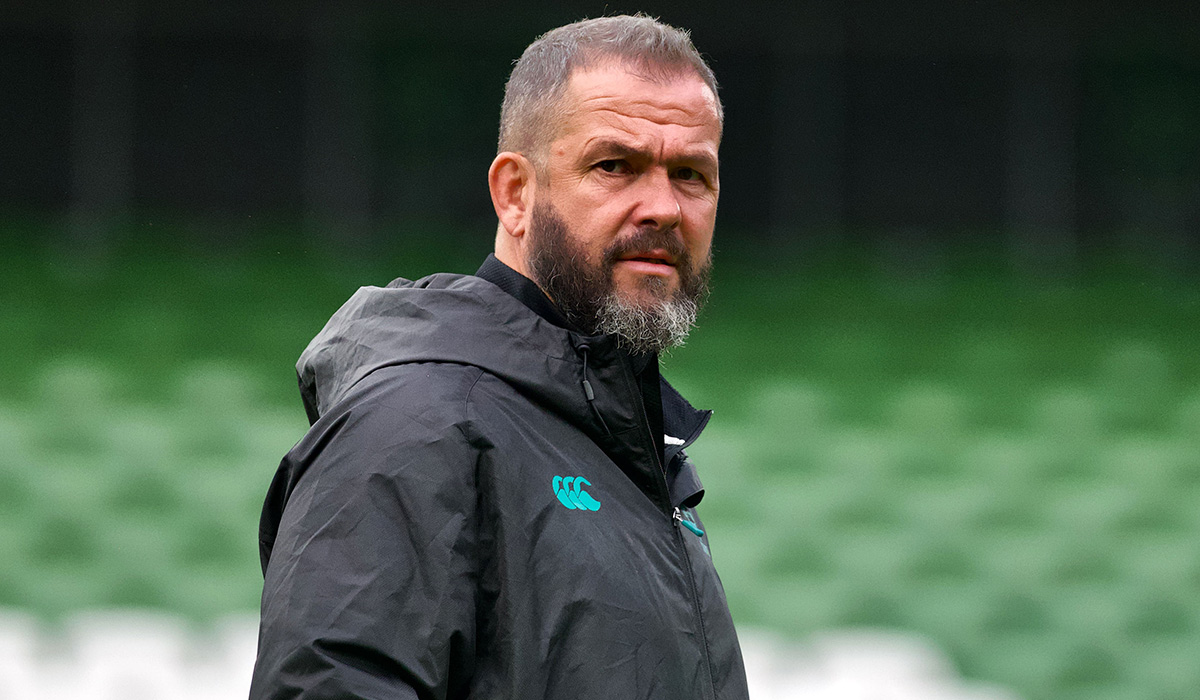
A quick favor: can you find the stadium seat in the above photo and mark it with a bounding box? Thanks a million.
[0,610,39,700]
[887,383,970,439]
[1028,387,1105,440]
[746,380,833,434]
[1095,341,1172,431]
[63,610,191,700]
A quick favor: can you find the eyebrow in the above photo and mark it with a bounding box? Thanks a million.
[584,138,718,174]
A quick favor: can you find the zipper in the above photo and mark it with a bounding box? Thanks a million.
[673,506,718,699]
[611,351,718,697]
[674,506,706,537]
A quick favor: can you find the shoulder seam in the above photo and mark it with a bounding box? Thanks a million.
[460,365,488,446]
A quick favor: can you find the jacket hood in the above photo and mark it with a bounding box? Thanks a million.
[297,272,626,433]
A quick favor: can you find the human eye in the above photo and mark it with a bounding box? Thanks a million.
[674,166,707,183]
[595,159,629,174]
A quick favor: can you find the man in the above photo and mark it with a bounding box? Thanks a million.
[251,15,748,700]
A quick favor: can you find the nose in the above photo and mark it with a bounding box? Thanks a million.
[636,168,682,230]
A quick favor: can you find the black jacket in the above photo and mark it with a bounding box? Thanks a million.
[250,268,749,700]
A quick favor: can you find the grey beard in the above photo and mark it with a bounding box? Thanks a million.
[526,200,710,354]
[594,293,699,355]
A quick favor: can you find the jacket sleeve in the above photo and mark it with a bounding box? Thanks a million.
[249,375,480,700]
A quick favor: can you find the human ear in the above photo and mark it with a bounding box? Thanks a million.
[488,151,537,239]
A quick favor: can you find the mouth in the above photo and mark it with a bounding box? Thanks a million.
[618,249,677,267]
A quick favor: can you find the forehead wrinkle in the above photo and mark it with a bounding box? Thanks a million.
[552,70,722,167]
[568,106,719,148]
[578,135,715,175]
[562,67,721,129]
[578,125,719,168]
[570,95,718,130]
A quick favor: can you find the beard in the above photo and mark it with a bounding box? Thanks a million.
[526,201,711,355]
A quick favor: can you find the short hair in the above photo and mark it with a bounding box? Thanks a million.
[498,14,722,166]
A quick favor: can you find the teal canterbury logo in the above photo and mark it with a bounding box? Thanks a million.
[553,476,601,511]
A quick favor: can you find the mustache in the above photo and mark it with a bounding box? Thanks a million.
[602,227,690,268]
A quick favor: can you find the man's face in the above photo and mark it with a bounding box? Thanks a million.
[525,63,721,349]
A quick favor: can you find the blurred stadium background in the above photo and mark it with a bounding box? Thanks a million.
[2,1,1198,698]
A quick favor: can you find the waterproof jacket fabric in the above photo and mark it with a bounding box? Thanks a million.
[250,271,749,700]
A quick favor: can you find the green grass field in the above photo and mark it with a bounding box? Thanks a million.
[3,227,1198,700]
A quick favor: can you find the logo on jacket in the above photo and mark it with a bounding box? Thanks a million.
[552,476,601,511]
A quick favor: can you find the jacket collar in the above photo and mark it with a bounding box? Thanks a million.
[662,378,710,508]
[475,254,575,330]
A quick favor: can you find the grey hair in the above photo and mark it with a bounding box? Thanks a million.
[497,14,722,166]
